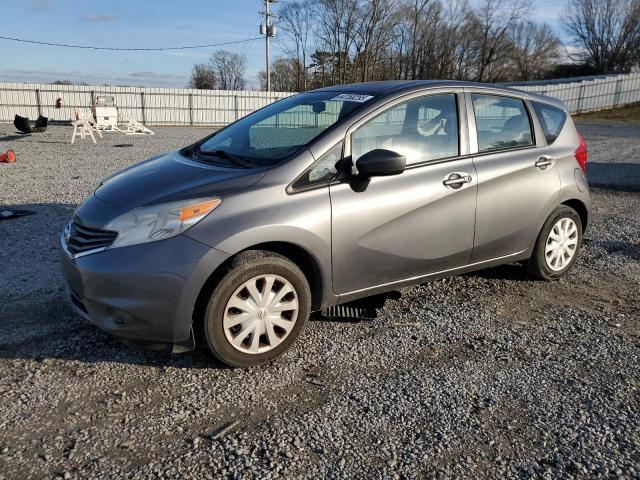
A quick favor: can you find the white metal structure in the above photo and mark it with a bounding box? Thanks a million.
[70,110,98,144]
[91,96,154,134]
[121,116,155,135]
[92,96,119,131]
[1,72,640,126]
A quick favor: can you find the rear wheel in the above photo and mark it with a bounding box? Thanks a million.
[528,206,582,280]
[203,251,311,367]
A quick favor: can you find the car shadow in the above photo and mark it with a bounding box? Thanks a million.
[463,262,532,282]
[587,162,640,192]
[592,239,640,261]
[0,201,228,369]
[0,293,231,369]
[0,133,30,142]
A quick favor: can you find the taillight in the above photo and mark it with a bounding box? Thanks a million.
[575,134,587,174]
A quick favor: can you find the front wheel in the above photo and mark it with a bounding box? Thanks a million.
[528,206,583,280]
[203,251,311,367]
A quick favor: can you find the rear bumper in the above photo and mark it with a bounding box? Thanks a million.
[60,234,230,347]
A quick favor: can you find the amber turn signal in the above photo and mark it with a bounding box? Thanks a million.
[179,199,221,222]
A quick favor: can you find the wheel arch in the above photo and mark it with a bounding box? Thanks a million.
[526,197,590,258]
[243,242,324,311]
[561,198,589,233]
[191,241,326,343]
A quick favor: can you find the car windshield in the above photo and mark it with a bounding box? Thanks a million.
[192,91,375,167]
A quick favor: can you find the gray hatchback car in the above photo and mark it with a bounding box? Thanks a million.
[60,80,591,367]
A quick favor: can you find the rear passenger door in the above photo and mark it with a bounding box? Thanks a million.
[468,92,560,263]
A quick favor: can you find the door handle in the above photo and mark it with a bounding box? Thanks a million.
[535,155,554,169]
[443,173,472,189]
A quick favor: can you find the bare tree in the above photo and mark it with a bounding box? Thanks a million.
[406,0,438,80]
[352,0,398,82]
[470,0,532,82]
[562,0,640,73]
[388,0,475,81]
[509,21,560,80]
[189,63,217,89]
[191,0,577,91]
[279,1,314,90]
[314,0,361,84]
[436,0,478,80]
[210,50,247,90]
[259,57,307,91]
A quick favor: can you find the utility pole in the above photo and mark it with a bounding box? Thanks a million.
[260,0,278,92]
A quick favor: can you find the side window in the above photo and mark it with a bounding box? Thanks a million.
[472,94,533,153]
[291,142,342,190]
[532,101,566,144]
[352,94,459,167]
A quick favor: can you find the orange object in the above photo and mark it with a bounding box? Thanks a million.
[179,199,221,221]
[0,150,16,163]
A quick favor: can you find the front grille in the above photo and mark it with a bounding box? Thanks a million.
[65,220,117,255]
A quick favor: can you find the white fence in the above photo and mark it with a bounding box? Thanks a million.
[1,72,639,126]
[0,84,295,126]
[502,72,640,114]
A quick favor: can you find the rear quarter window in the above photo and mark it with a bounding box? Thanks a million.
[532,102,567,144]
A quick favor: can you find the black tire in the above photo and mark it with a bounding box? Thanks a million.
[527,206,583,280]
[203,250,311,368]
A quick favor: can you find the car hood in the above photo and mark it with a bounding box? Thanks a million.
[94,150,265,208]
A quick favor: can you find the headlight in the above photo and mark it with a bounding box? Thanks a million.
[105,197,221,249]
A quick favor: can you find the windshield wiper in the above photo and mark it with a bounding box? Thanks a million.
[193,146,253,168]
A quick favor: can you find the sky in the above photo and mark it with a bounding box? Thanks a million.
[0,0,570,89]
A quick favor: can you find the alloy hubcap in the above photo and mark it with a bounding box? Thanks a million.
[545,217,578,271]
[223,274,299,354]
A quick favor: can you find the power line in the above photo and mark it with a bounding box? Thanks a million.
[239,14,262,58]
[0,35,263,51]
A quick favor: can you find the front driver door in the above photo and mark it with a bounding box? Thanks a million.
[330,91,478,295]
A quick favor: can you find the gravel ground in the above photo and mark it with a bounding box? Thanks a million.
[0,122,639,479]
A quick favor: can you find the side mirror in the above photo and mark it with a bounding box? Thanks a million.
[355,149,406,177]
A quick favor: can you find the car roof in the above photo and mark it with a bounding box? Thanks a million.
[311,80,564,108]
[312,79,523,95]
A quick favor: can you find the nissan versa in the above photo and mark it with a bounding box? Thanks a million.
[60,81,591,367]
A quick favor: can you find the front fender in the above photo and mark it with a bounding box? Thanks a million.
[184,179,335,308]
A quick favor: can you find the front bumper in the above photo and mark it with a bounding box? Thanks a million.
[60,234,230,348]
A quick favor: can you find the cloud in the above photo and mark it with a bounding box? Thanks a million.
[114,71,190,87]
[82,14,117,23]
[559,45,588,63]
[161,50,209,59]
[0,69,189,88]
[122,71,188,83]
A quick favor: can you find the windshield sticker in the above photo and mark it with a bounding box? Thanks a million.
[331,93,374,103]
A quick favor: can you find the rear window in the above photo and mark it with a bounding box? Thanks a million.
[532,101,567,144]
[471,94,534,153]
